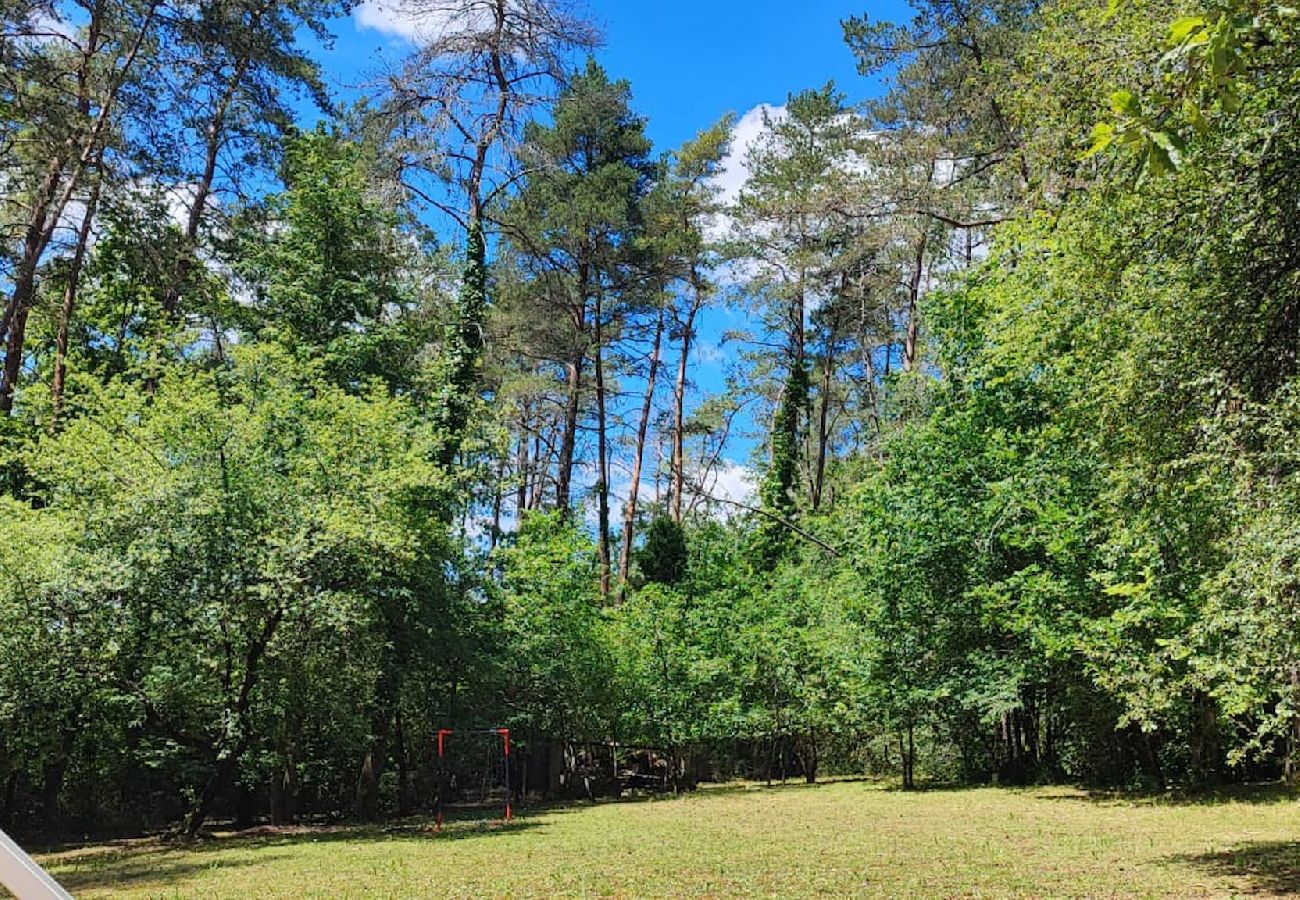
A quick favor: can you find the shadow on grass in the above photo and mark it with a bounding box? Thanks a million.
[52,851,297,893]
[42,815,543,895]
[1170,841,1300,895]
[1035,782,1300,807]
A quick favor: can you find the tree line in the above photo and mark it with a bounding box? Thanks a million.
[1,0,1297,837]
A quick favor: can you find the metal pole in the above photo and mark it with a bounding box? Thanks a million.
[435,728,453,832]
[0,828,72,900]
[498,729,512,823]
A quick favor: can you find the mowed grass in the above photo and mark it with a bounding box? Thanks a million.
[30,781,1300,898]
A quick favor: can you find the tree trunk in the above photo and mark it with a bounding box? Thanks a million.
[908,723,915,788]
[40,756,68,835]
[50,166,104,425]
[161,40,257,324]
[269,744,297,826]
[355,744,384,821]
[185,753,238,838]
[556,353,583,513]
[900,723,916,790]
[1189,690,1221,786]
[1,772,16,831]
[0,287,34,414]
[439,220,488,464]
[185,605,283,837]
[903,231,929,373]
[593,282,611,600]
[618,308,665,600]
[670,280,702,523]
[489,455,505,550]
[0,151,67,411]
[395,706,412,816]
[356,675,396,821]
[530,426,549,510]
[812,338,834,510]
[2,1,158,412]
[515,405,531,519]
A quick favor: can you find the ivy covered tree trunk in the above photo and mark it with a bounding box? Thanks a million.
[439,219,488,467]
[754,361,809,563]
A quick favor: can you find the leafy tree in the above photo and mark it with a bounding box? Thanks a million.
[3,345,452,834]
[239,127,438,393]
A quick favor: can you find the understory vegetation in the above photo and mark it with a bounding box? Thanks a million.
[2,0,1299,842]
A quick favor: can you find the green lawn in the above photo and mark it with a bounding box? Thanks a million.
[30,781,1300,898]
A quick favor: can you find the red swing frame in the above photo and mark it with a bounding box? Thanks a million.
[434,728,513,829]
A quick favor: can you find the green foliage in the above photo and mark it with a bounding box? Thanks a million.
[754,362,810,564]
[494,512,614,740]
[0,345,456,829]
[636,516,689,586]
[241,127,435,393]
[438,217,487,464]
[1093,0,1298,177]
[5,0,1300,840]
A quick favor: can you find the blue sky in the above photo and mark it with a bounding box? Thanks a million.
[306,0,910,505]
[327,2,905,149]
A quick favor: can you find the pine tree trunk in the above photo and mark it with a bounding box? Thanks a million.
[530,426,548,510]
[812,338,834,509]
[161,41,256,323]
[515,405,531,518]
[671,282,702,523]
[593,282,611,599]
[556,354,583,513]
[51,167,104,425]
[489,455,505,550]
[10,1,160,407]
[440,220,488,465]
[618,309,665,600]
[0,287,33,413]
[1,126,83,413]
[903,232,929,372]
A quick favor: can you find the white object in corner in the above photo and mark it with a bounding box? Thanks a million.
[0,828,72,899]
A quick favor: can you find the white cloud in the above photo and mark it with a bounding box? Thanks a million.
[710,103,786,207]
[52,177,198,255]
[354,0,495,45]
[10,8,77,44]
[597,458,756,527]
[697,460,757,510]
[705,102,786,266]
[354,0,424,42]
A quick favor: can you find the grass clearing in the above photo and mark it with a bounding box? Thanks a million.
[30,781,1300,898]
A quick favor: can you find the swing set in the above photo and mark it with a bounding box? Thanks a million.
[434,728,513,830]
